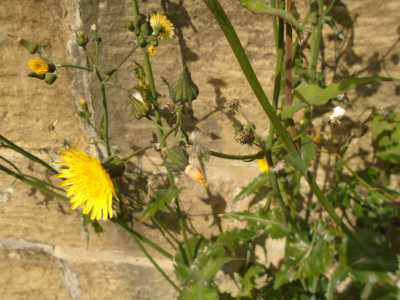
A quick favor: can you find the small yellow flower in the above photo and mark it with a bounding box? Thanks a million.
[313,135,322,145]
[148,45,157,55]
[56,147,118,221]
[257,158,269,173]
[149,13,174,39]
[29,58,49,75]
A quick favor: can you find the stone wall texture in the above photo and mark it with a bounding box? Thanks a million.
[0,0,399,299]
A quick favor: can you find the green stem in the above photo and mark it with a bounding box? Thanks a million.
[130,233,180,292]
[309,0,324,82]
[84,47,96,66]
[152,217,180,245]
[100,83,111,156]
[208,150,264,161]
[0,164,68,202]
[123,145,153,162]
[104,46,138,83]
[59,64,94,72]
[131,0,192,265]
[305,171,374,257]
[203,0,304,174]
[160,123,180,146]
[147,116,167,132]
[0,135,58,175]
[176,105,190,144]
[103,81,131,92]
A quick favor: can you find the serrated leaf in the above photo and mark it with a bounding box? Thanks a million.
[323,16,344,40]
[238,264,265,298]
[215,228,258,254]
[179,281,218,300]
[274,228,336,289]
[234,172,270,203]
[141,188,183,221]
[376,145,400,163]
[281,76,396,118]
[239,0,310,36]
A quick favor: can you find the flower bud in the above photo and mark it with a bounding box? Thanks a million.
[163,146,189,172]
[170,67,199,104]
[45,73,57,85]
[130,91,151,119]
[102,65,116,76]
[75,31,88,47]
[140,21,153,36]
[27,72,45,80]
[101,155,126,178]
[126,21,135,32]
[184,165,208,187]
[8,34,39,54]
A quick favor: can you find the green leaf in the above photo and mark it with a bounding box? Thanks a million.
[179,281,218,300]
[274,226,336,289]
[281,76,396,118]
[323,16,344,40]
[376,144,400,163]
[301,136,316,172]
[215,228,259,254]
[346,229,397,272]
[233,172,270,203]
[141,188,183,221]
[225,210,289,238]
[238,264,265,298]
[239,0,311,36]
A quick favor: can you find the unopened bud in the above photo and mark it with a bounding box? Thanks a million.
[102,65,116,76]
[102,155,126,178]
[8,34,39,54]
[126,21,135,32]
[170,67,199,104]
[44,73,57,85]
[184,165,208,187]
[130,91,151,119]
[75,31,89,47]
[163,146,189,172]
[27,72,45,80]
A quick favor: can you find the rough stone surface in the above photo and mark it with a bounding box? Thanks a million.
[0,0,399,299]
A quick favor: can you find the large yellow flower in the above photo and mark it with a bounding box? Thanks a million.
[29,58,49,75]
[149,13,174,39]
[56,147,117,221]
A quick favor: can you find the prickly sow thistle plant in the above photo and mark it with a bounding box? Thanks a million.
[2,0,400,299]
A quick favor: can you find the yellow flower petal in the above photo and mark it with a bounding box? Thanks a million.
[149,13,174,39]
[55,147,117,220]
[148,45,157,55]
[257,158,269,173]
[29,58,49,75]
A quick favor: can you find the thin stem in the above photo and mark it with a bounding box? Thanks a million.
[0,164,69,202]
[310,0,324,82]
[147,116,167,132]
[123,145,153,162]
[59,64,94,72]
[208,150,264,161]
[130,233,180,292]
[103,81,131,92]
[104,46,138,83]
[176,105,190,144]
[0,135,59,175]
[160,123,180,146]
[84,47,96,66]
[100,83,111,156]
[152,217,180,245]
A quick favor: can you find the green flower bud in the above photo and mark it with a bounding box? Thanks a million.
[163,146,189,172]
[170,67,199,104]
[126,21,135,32]
[149,39,158,47]
[102,155,126,178]
[75,31,89,47]
[45,73,57,85]
[137,35,147,47]
[27,72,45,80]
[140,22,153,36]
[102,65,116,76]
[8,34,38,54]
[130,91,151,119]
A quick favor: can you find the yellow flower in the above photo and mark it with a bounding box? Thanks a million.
[149,13,174,39]
[29,58,49,75]
[148,45,157,55]
[56,147,117,221]
[257,158,269,173]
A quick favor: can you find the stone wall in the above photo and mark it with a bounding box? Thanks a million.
[0,0,399,299]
